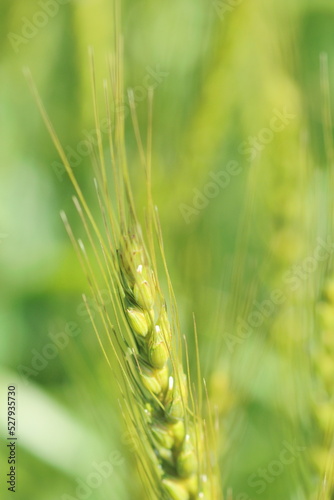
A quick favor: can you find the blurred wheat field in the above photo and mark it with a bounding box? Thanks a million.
[1,1,334,499]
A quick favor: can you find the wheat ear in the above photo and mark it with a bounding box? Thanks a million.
[115,224,211,500]
[27,38,221,499]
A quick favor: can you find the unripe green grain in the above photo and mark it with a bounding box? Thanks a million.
[152,425,175,449]
[171,421,186,449]
[140,366,162,395]
[126,307,150,337]
[148,325,169,369]
[134,279,155,310]
[162,478,190,500]
[177,435,198,478]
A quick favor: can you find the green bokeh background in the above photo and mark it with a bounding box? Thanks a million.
[0,1,334,499]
